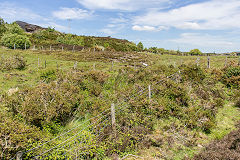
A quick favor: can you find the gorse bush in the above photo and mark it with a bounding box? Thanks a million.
[1,62,229,158]
[222,66,240,88]
[40,69,56,83]
[0,104,43,159]
[1,33,31,49]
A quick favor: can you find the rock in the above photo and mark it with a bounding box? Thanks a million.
[15,21,44,33]
[7,87,19,96]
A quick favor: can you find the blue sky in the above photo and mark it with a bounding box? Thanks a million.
[1,0,240,53]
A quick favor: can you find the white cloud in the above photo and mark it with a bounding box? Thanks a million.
[77,0,170,11]
[0,2,47,22]
[133,0,240,30]
[170,33,236,48]
[100,15,129,35]
[36,22,68,32]
[101,28,116,35]
[52,8,93,20]
[132,25,168,31]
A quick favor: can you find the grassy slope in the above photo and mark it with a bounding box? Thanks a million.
[1,48,240,159]
[1,48,238,92]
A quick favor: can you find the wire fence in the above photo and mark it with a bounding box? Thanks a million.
[11,67,208,160]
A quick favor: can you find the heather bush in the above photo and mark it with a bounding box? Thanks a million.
[0,55,26,71]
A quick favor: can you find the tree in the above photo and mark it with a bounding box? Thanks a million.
[137,42,144,51]
[189,49,202,56]
[0,18,6,37]
[5,22,24,35]
[1,33,31,49]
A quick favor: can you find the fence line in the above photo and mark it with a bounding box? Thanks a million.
[11,62,227,159]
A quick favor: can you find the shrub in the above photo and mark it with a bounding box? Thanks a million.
[0,55,26,71]
[222,66,240,88]
[180,65,206,83]
[1,33,31,49]
[236,99,240,108]
[0,109,43,159]
[189,49,202,55]
[5,22,24,35]
[0,18,6,37]
[40,69,56,83]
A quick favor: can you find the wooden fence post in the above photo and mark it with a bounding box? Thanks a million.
[93,63,96,70]
[38,58,40,69]
[50,45,52,51]
[148,85,151,100]
[225,56,227,67]
[16,151,23,160]
[24,42,26,50]
[207,57,210,69]
[111,103,116,138]
[196,57,200,66]
[45,60,47,68]
[111,61,114,71]
[72,45,75,52]
[62,46,63,52]
[14,44,16,50]
[73,61,77,70]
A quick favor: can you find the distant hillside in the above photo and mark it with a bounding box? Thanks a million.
[13,20,139,52]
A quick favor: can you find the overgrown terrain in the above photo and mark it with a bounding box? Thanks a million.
[0,19,240,160]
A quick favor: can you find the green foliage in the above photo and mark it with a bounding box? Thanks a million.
[0,18,6,37]
[5,22,25,35]
[222,66,240,88]
[137,42,144,51]
[0,54,26,71]
[1,33,31,49]
[189,49,202,55]
[0,105,43,159]
[40,69,56,83]
[180,64,206,83]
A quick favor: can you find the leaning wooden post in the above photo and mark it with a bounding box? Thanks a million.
[207,57,210,69]
[16,151,23,160]
[93,63,96,70]
[225,56,227,67]
[72,45,75,52]
[196,57,200,66]
[111,103,116,138]
[111,61,114,71]
[148,85,151,101]
[38,58,40,69]
[73,61,77,70]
